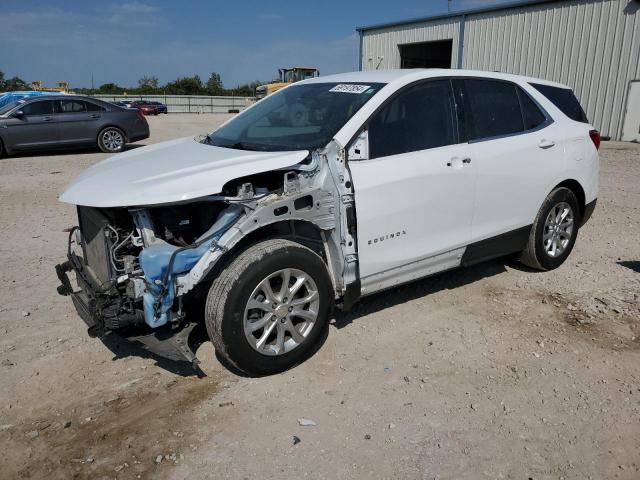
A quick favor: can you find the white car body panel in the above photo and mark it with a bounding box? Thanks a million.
[350,143,476,283]
[467,122,566,242]
[59,137,308,207]
[326,70,599,286]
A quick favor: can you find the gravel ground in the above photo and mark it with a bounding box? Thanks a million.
[0,114,638,479]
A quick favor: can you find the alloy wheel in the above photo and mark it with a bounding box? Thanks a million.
[243,268,320,356]
[102,129,123,151]
[543,201,574,257]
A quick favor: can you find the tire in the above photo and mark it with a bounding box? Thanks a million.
[0,138,4,158]
[205,239,333,375]
[519,187,581,271]
[98,127,126,153]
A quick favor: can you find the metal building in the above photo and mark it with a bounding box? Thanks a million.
[357,0,640,140]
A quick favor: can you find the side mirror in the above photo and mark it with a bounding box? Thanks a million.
[347,129,369,161]
[13,110,24,118]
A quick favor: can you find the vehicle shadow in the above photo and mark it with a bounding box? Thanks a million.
[3,143,146,159]
[618,260,640,273]
[96,257,513,378]
[100,330,207,378]
[333,258,510,329]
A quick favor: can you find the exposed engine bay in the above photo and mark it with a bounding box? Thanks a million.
[56,143,359,366]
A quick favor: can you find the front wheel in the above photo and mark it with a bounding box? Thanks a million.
[205,239,333,375]
[98,127,126,153]
[520,187,581,271]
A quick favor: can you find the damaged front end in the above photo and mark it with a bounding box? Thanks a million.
[56,198,243,366]
[55,144,358,368]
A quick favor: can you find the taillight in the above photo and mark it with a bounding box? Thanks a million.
[136,109,145,121]
[589,129,601,150]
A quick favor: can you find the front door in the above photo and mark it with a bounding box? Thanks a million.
[348,79,476,293]
[4,99,59,151]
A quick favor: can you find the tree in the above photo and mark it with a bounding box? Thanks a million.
[97,83,125,94]
[0,71,6,91]
[227,80,263,97]
[164,75,205,95]
[4,76,30,91]
[206,72,224,96]
[137,75,159,93]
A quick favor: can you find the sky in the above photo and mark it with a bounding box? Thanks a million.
[0,0,510,89]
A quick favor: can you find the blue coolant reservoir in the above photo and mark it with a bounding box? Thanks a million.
[139,204,243,328]
[139,241,212,282]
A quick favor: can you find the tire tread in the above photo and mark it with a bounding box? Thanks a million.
[205,239,322,373]
[519,187,579,271]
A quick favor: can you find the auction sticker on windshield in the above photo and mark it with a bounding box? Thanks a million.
[329,84,371,94]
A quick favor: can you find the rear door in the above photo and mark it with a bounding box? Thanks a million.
[56,99,104,145]
[457,78,565,243]
[348,79,476,293]
[4,99,59,150]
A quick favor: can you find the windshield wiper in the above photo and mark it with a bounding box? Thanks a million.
[206,137,255,151]
[225,142,252,150]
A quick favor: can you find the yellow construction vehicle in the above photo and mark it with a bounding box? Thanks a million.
[31,81,71,93]
[255,67,319,99]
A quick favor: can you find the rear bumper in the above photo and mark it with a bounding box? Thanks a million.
[129,122,150,142]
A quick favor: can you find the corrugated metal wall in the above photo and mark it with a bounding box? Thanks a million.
[361,17,461,70]
[361,0,640,139]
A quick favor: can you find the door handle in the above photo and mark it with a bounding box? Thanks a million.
[447,157,472,167]
[42,116,53,122]
[89,114,101,118]
[538,139,555,149]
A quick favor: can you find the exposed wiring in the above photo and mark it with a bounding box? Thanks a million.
[111,230,135,271]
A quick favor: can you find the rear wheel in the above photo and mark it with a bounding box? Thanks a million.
[520,187,581,271]
[205,239,333,375]
[98,127,126,153]
[0,138,4,157]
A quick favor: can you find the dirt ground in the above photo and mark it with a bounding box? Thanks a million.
[0,114,638,480]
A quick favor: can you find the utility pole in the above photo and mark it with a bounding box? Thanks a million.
[448,0,453,13]
[91,73,94,91]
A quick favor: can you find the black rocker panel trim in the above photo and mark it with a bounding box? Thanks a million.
[461,225,532,267]
[581,199,597,227]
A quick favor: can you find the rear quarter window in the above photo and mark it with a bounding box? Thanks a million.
[85,101,105,112]
[517,88,547,130]
[531,83,588,123]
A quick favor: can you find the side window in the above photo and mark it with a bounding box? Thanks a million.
[21,100,54,116]
[368,80,457,159]
[517,88,547,130]
[463,79,524,140]
[530,83,588,123]
[61,100,86,113]
[84,101,104,112]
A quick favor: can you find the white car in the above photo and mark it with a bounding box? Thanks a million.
[56,69,599,375]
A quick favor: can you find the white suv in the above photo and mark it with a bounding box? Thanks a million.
[56,69,599,375]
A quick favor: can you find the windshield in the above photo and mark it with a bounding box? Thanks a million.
[207,82,384,151]
[0,100,24,116]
